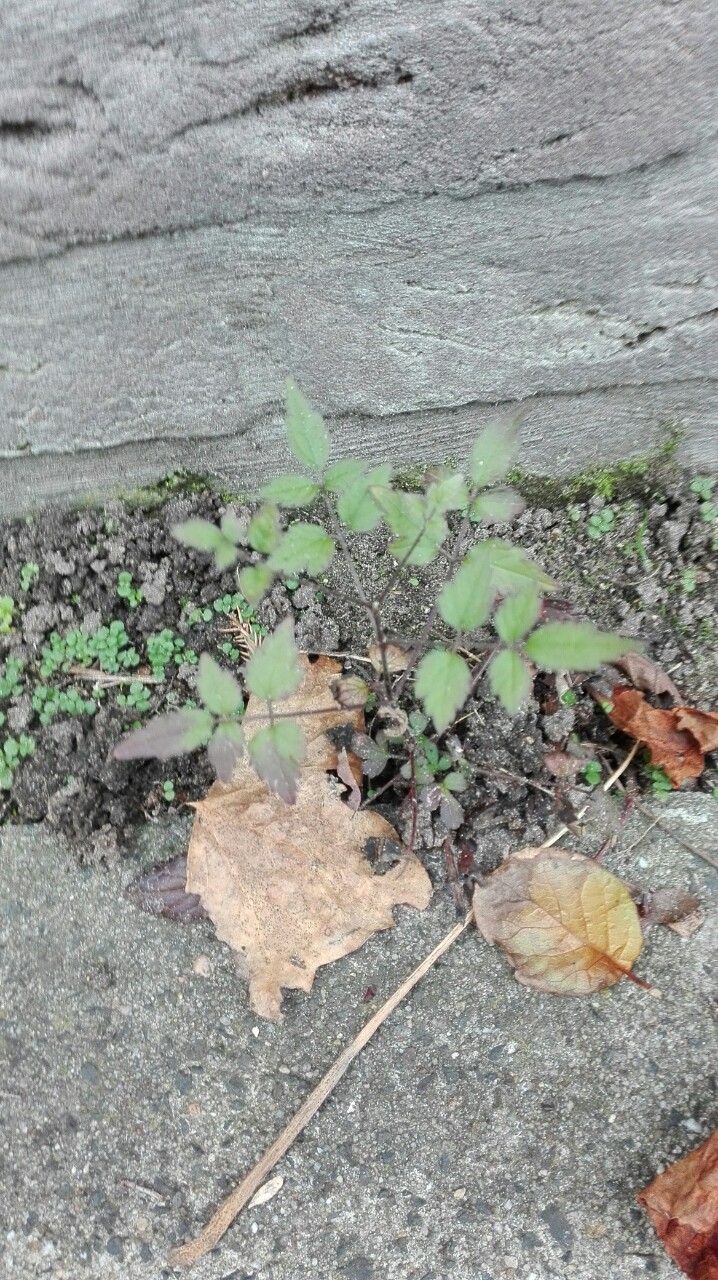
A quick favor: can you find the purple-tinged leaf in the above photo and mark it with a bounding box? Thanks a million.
[125,854,208,923]
[113,709,214,761]
[208,721,246,782]
[248,720,306,803]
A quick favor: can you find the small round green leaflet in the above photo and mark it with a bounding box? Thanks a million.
[488,649,533,715]
[525,622,643,672]
[172,519,240,571]
[469,420,518,488]
[260,475,320,507]
[494,585,542,645]
[437,551,495,632]
[371,488,448,566]
[220,510,246,543]
[470,488,525,525]
[336,464,392,532]
[239,564,274,606]
[247,504,283,555]
[426,471,469,513]
[415,650,471,734]
[285,380,331,471]
[323,459,368,493]
[268,524,335,576]
[244,620,303,701]
[197,654,244,718]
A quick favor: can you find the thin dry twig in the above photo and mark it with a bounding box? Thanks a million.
[541,742,640,849]
[168,914,472,1267]
[631,800,718,873]
[65,667,162,686]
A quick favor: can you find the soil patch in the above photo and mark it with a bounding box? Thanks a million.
[1,466,716,873]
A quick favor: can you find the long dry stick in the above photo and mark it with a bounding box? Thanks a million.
[168,742,640,1268]
[168,915,471,1267]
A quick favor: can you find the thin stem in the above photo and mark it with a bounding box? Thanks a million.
[322,494,395,701]
[241,702,366,725]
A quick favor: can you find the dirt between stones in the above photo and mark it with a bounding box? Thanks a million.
[0,468,716,881]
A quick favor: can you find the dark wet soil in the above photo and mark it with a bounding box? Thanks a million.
[1,465,716,871]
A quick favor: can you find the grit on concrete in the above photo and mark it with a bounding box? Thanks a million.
[2,795,717,1280]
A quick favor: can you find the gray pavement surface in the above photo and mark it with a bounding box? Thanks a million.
[1,794,717,1279]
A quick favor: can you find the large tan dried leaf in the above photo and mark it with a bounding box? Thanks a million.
[472,847,643,995]
[186,655,432,1019]
[638,1127,718,1277]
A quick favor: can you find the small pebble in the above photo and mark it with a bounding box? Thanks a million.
[192,955,211,977]
[453,1187,466,1199]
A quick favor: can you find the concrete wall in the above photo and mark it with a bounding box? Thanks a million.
[1,0,716,514]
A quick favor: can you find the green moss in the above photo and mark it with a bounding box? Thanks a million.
[507,427,685,508]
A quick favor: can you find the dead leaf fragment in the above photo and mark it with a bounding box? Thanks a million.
[186,657,432,1020]
[640,888,702,931]
[615,653,682,701]
[472,847,643,995]
[638,1127,718,1278]
[606,689,705,786]
[247,1176,284,1210]
[367,642,409,673]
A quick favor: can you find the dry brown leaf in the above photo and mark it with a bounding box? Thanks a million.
[472,847,643,995]
[186,656,432,1020]
[640,888,702,931]
[668,908,707,939]
[607,688,705,786]
[367,642,409,673]
[674,709,718,756]
[638,1127,718,1278]
[615,653,682,701]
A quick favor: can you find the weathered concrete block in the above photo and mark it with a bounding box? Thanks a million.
[1,0,716,512]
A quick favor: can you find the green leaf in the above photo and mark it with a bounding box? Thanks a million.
[494,584,542,644]
[113,708,214,761]
[244,619,303,700]
[268,524,335,575]
[469,420,519,488]
[247,503,282,554]
[371,488,448,565]
[426,471,469,512]
[524,623,644,672]
[172,519,239,570]
[207,721,246,782]
[470,488,525,525]
[197,653,244,717]
[260,475,320,507]
[438,545,496,632]
[479,540,555,595]
[248,720,306,803]
[415,650,471,734]
[219,509,246,543]
[239,564,274,606]
[323,459,367,493]
[285,379,330,471]
[336,464,392,532]
[488,649,533,714]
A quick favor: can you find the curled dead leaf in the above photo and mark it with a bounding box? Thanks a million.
[638,1126,718,1278]
[615,652,682,701]
[472,847,643,995]
[606,688,711,787]
[640,888,702,931]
